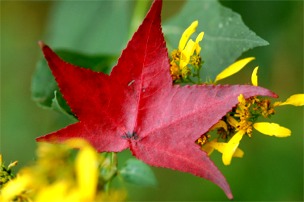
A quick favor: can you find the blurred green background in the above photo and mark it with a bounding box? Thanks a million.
[1,0,303,201]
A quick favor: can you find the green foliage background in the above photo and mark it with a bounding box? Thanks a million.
[1,0,303,201]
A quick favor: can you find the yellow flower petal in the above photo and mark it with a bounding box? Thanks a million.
[76,145,98,201]
[251,66,259,86]
[237,94,246,104]
[203,139,244,163]
[253,122,291,137]
[178,20,198,51]
[202,141,215,156]
[222,130,245,165]
[195,32,204,43]
[207,141,225,154]
[214,57,255,82]
[65,138,99,201]
[233,147,244,158]
[274,94,304,107]
[195,32,204,54]
[35,181,70,202]
[227,115,239,128]
[65,138,91,149]
[210,120,228,131]
[180,39,196,68]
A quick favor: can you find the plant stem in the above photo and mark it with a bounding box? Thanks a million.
[105,152,118,193]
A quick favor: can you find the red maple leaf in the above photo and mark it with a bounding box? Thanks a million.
[37,0,276,199]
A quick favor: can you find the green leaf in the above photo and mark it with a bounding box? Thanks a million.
[51,91,76,120]
[164,0,269,80]
[45,1,134,54]
[119,159,157,187]
[31,56,57,107]
[31,50,116,115]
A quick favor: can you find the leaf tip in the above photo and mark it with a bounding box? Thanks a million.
[38,40,46,49]
[227,192,233,200]
[36,134,55,143]
[35,136,45,142]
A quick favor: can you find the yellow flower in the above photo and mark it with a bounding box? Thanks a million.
[36,138,99,202]
[249,69,300,137]
[0,174,31,202]
[196,32,303,166]
[0,139,125,202]
[170,20,204,82]
[200,90,303,165]
[254,92,303,138]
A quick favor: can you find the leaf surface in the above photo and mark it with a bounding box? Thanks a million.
[120,159,157,187]
[45,1,133,54]
[36,0,277,199]
[164,0,269,79]
[31,50,115,114]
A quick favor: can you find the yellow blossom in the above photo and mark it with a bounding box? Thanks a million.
[194,33,303,166]
[0,174,31,202]
[214,57,255,83]
[199,92,300,165]
[170,20,204,82]
[0,139,126,202]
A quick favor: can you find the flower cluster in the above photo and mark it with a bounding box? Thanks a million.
[171,21,304,166]
[170,21,204,83]
[0,139,125,202]
[198,93,303,165]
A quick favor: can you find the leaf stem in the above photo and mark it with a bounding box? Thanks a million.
[105,152,118,193]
